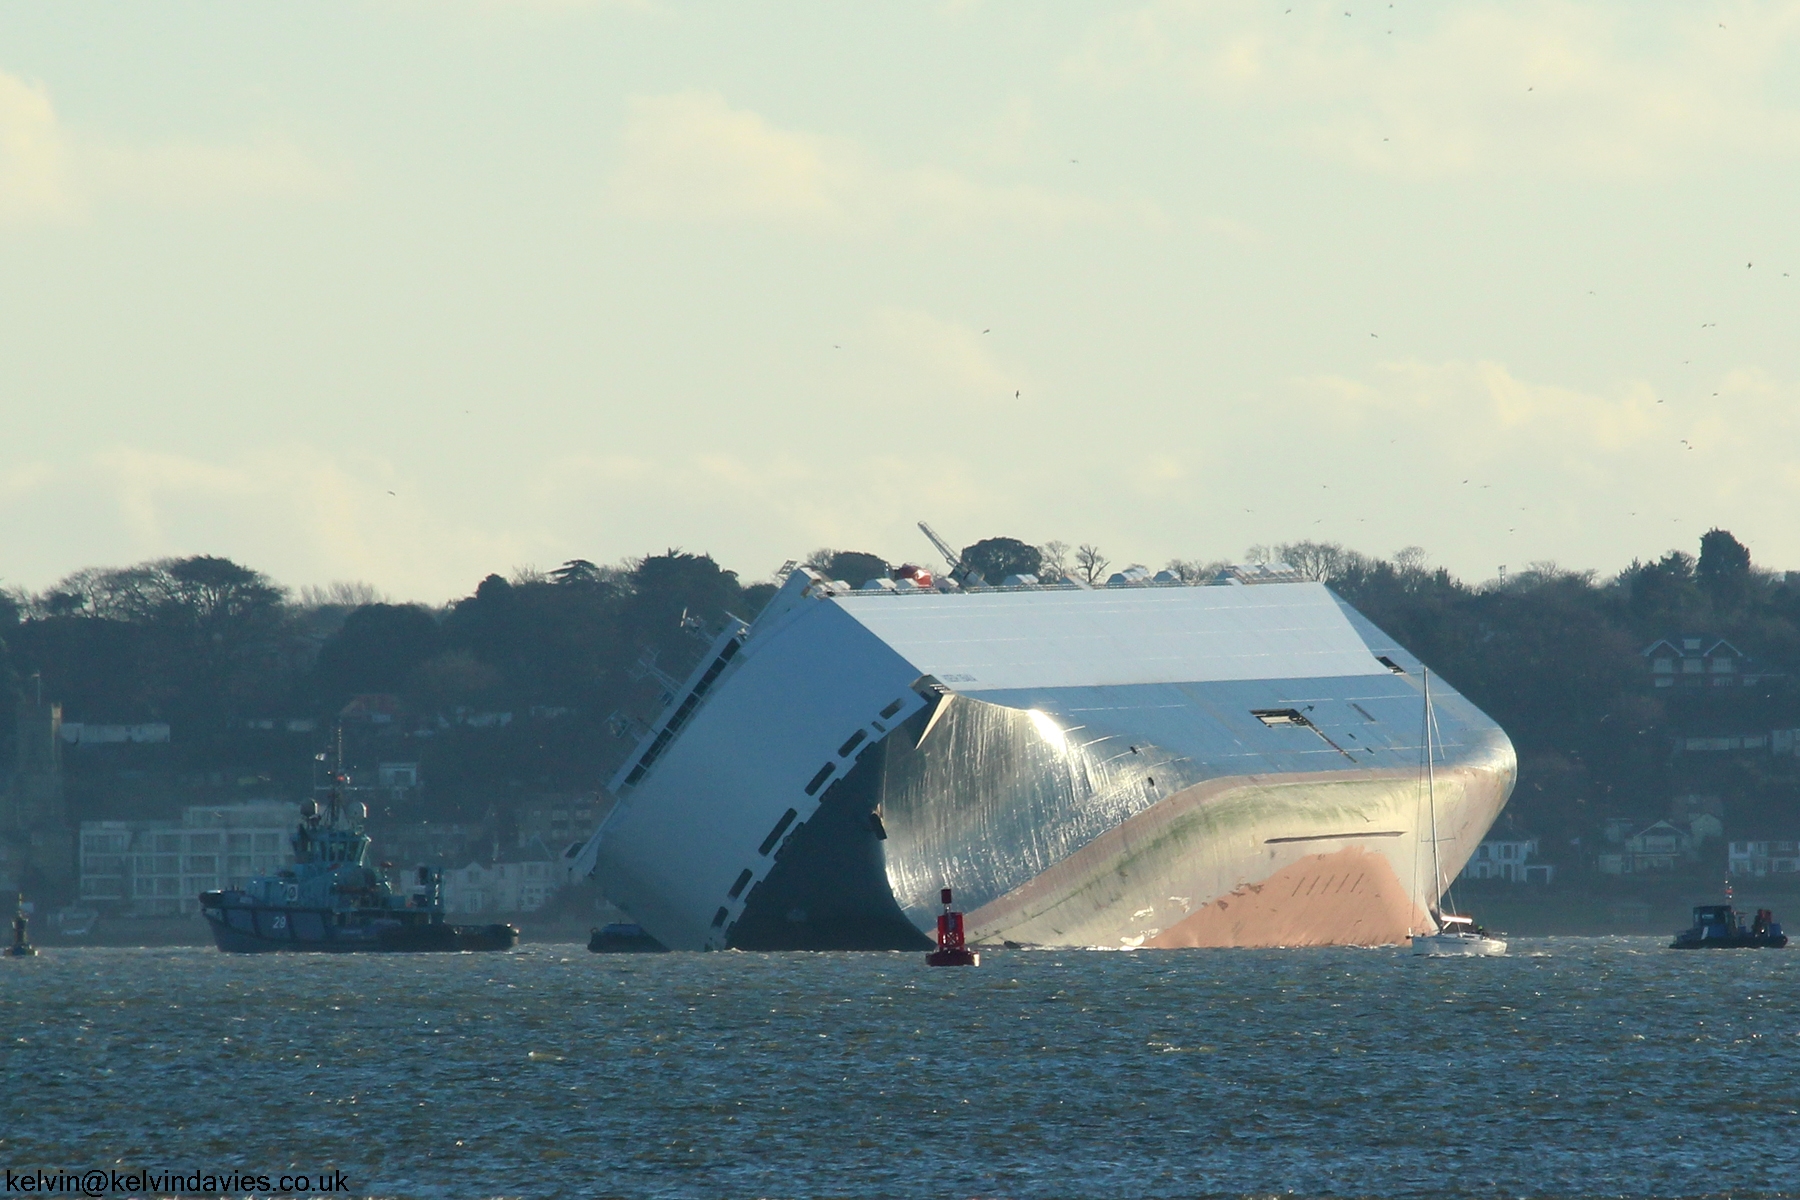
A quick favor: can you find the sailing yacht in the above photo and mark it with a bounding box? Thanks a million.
[1411,670,1507,957]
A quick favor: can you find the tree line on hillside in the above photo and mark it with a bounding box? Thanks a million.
[1278,529,1800,853]
[4,529,1799,855]
[0,552,773,805]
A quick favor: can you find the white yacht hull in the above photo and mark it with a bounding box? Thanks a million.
[1411,932,1507,956]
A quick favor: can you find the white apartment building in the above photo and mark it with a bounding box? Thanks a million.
[1461,836,1554,884]
[79,802,300,917]
[1728,838,1800,877]
[442,837,560,915]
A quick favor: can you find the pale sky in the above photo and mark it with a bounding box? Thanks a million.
[5,2,1800,601]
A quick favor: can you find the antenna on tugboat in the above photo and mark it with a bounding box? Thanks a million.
[329,723,344,828]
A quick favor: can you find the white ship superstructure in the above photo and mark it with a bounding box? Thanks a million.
[578,568,1516,951]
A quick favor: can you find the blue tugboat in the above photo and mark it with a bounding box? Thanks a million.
[1671,891,1787,950]
[199,739,517,953]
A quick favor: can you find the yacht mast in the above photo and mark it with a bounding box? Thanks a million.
[1425,668,1442,926]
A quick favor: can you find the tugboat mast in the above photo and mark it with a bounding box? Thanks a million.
[327,723,345,829]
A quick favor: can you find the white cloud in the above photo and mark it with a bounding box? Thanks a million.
[0,68,341,224]
[955,95,1049,168]
[0,445,525,602]
[868,307,1023,402]
[610,90,1159,232]
[0,72,73,221]
[612,90,857,222]
[531,444,1001,579]
[0,461,55,498]
[1261,359,1800,570]
[88,139,341,207]
[1067,1,1800,177]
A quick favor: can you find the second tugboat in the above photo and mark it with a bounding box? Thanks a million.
[199,734,518,953]
[1671,885,1788,950]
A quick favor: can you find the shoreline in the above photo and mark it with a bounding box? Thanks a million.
[26,913,608,949]
[28,880,1800,947]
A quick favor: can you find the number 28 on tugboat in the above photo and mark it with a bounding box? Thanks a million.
[199,748,517,953]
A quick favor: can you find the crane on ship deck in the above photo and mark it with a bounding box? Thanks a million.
[918,521,974,585]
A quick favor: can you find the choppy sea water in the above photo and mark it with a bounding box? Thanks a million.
[4,938,1798,1199]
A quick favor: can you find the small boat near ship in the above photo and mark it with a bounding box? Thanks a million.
[51,906,98,938]
[199,736,517,954]
[1411,670,1506,958]
[587,922,668,953]
[1671,895,1788,950]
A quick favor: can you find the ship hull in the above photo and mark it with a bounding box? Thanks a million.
[963,762,1510,950]
[588,574,1517,951]
[200,898,517,953]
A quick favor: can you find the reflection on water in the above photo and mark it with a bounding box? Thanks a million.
[4,939,1798,1199]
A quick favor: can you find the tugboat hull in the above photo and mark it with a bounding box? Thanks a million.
[202,899,517,953]
[1670,931,1788,950]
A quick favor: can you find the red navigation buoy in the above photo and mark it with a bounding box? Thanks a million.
[926,886,979,967]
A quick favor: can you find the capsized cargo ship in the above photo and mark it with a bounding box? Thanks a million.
[575,564,1515,951]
